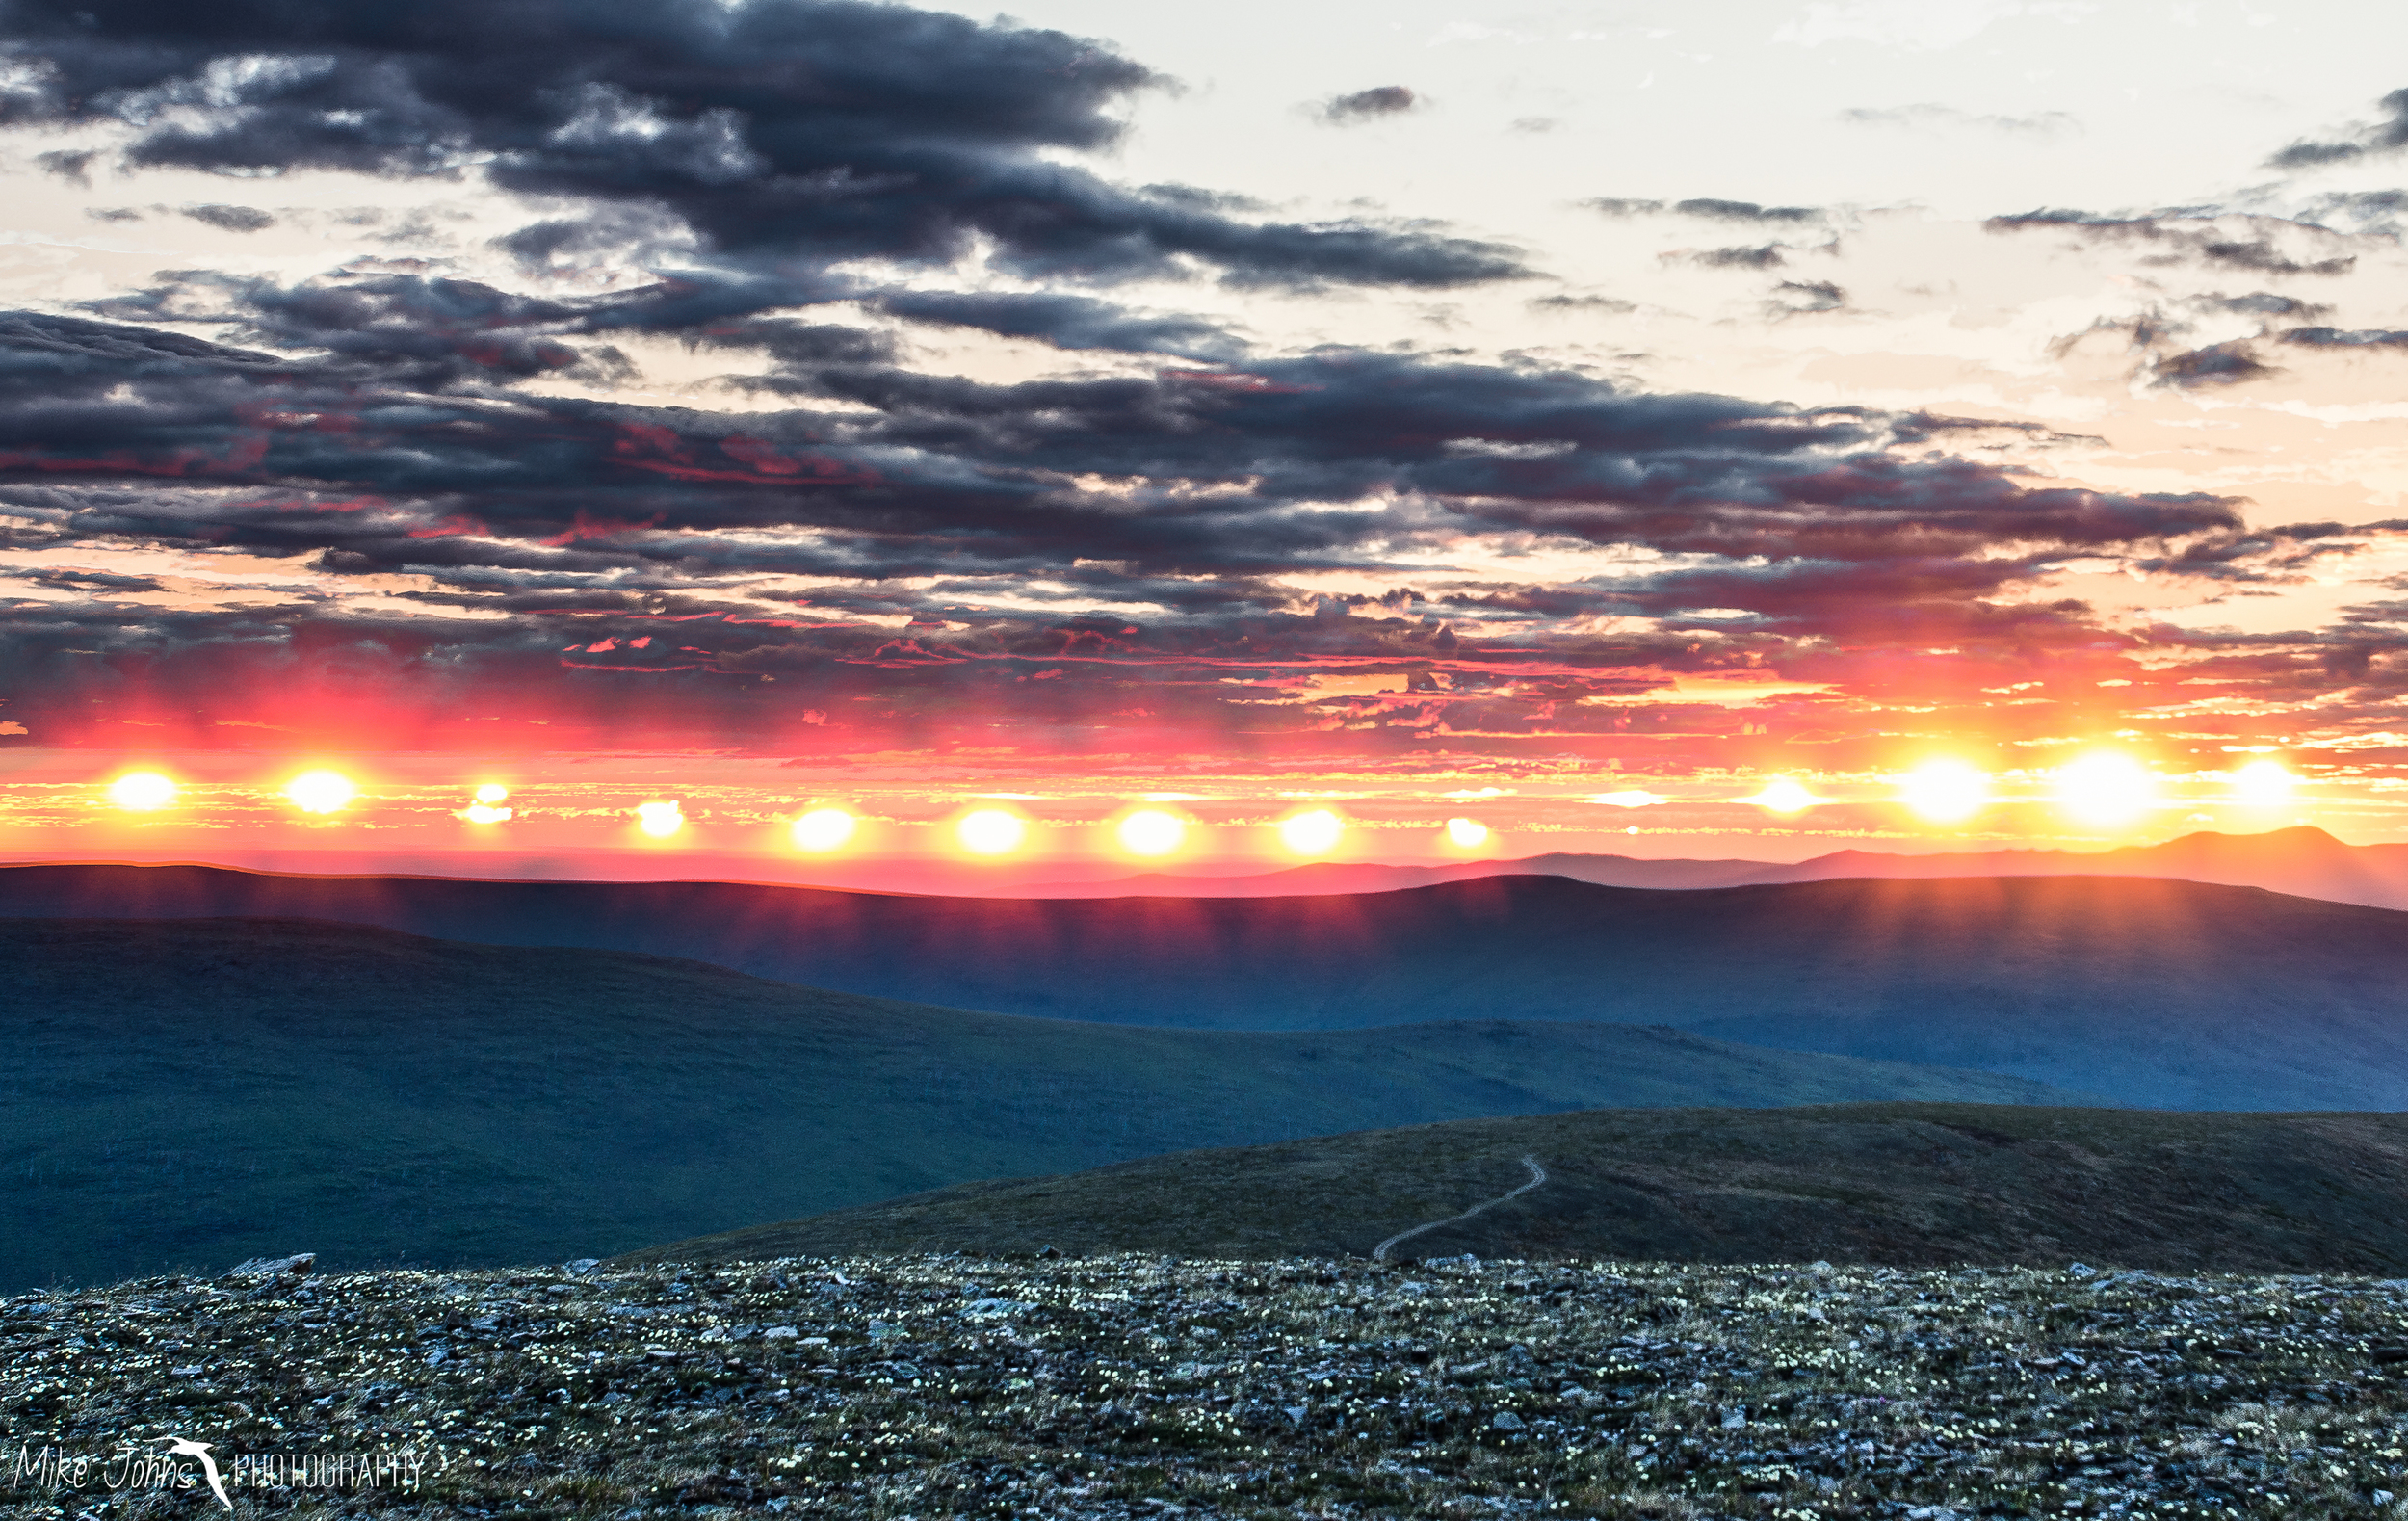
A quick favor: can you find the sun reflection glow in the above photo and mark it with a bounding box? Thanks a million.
[1898,761,1989,825]
[108,771,177,811]
[285,770,356,815]
[2230,759,2297,807]
[956,808,1027,855]
[1115,808,1187,856]
[2055,752,2157,826]
[791,806,858,852]
[635,800,685,838]
[1279,808,1345,855]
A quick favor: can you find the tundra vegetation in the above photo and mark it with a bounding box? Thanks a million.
[6,1252,2406,1518]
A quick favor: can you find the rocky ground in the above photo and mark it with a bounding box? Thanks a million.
[6,1252,2408,1519]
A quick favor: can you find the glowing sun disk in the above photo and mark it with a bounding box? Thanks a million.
[635,800,685,838]
[957,808,1027,855]
[109,771,177,811]
[285,770,356,815]
[792,807,859,852]
[1116,808,1187,856]
[1446,817,1490,848]
[1743,778,1820,815]
[2055,752,2157,826]
[1280,809,1345,856]
[1898,761,1989,825]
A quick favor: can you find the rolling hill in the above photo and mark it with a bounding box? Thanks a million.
[0,917,2070,1290]
[1011,825,2408,908]
[628,1102,2408,1274]
[8,864,2407,1109]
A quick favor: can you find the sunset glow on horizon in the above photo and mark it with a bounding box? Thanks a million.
[1,0,2404,873]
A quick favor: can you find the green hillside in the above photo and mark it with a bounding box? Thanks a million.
[0,918,2081,1289]
[630,1102,2408,1274]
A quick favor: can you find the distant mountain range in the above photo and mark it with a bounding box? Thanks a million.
[6,863,2406,1111]
[1015,825,2408,911]
[631,1102,2408,1274]
[0,916,2068,1289]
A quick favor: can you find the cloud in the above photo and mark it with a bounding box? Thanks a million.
[2280,327,2408,351]
[1685,245,1789,270]
[181,204,276,233]
[1769,279,1847,314]
[2268,88,2408,170]
[1839,102,2080,140]
[0,0,1526,292]
[1986,210,2357,276]
[1315,86,1420,125]
[1528,294,1636,314]
[2152,340,2276,389]
[2191,292,2332,320]
[34,148,93,183]
[0,299,2248,752]
[1586,197,1821,223]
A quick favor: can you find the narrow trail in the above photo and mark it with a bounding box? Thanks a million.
[1370,1155,1548,1263]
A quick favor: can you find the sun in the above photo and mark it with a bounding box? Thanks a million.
[2055,752,2157,826]
[792,806,859,852]
[1115,808,1187,857]
[108,771,178,811]
[956,807,1027,855]
[635,800,685,838]
[464,782,513,824]
[1898,761,1989,825]
[1741,778,1821,816]
[285,770,356,815]
[1278,808,1344,856]
[1445,816,1489,849]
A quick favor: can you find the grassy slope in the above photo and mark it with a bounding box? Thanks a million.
[8,866,2408,1109]
[0,917,2075,1290]
[630,1102,2408,1274]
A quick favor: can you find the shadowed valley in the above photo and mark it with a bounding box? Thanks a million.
[0,917,2070,1290]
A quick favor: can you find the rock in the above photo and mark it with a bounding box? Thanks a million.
[563,1258,602,1275]
[1491,1411,1527,1430]
[228,1252,316,1279]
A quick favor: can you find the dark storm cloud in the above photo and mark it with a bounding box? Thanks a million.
[2268,88,2408,169]
[0,0,1527,290]
[1316,87,1419,124]
[0,307,2240,602]
[871,291,1244,361]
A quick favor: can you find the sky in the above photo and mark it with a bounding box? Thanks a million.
[5,0,2408,877]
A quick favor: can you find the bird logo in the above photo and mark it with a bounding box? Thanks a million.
[158,1436,233,1510]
